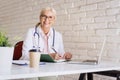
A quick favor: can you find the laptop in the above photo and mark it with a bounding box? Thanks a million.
[68,37,107,65]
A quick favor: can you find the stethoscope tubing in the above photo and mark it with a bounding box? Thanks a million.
[33,24,55,52]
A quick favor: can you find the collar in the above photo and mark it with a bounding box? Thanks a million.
[37,27,53,38]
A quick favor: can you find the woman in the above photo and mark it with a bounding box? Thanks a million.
[20,7,72,80]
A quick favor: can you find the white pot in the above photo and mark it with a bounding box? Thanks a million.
[0,47,14,72]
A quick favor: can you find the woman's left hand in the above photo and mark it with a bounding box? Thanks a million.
[63,52,72,60]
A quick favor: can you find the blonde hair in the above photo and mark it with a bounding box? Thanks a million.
[40,7,56,18]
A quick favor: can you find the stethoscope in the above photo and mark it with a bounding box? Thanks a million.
[33,23,56,53]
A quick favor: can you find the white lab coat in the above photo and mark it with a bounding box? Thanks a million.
[20,27,65,60]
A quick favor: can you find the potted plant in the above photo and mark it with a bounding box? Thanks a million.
[0,32,14,70]
[0,32,11,47]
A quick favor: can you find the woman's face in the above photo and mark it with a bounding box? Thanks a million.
[40,10,55,28]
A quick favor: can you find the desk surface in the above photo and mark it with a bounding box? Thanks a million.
[0,61,120,79]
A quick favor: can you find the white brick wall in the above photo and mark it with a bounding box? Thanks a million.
[0,0,120,80]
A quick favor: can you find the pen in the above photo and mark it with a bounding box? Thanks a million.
[52,47,57,53]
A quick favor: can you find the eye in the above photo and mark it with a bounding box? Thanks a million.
[49,16,53,19]
[41,15,47,18]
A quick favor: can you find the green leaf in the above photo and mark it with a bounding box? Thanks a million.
[0,32,11,47]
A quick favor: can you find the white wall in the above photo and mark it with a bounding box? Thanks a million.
[0,0,120,80]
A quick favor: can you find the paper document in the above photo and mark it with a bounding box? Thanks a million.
[12,60,45,65]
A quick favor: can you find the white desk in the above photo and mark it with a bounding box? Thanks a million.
[0,61,120,79]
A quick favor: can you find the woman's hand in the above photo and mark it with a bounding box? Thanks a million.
[49,53,62,60]
[49,52,72,60]
[63,52,72,60]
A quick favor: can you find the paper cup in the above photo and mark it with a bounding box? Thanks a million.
[29,49,41,69]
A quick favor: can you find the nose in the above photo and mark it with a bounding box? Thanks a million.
[44,17,49,22]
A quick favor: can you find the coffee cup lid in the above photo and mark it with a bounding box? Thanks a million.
[29,49,40,52]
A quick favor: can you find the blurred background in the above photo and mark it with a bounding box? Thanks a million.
[0,0,120,80]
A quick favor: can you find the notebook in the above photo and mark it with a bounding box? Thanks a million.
[68,37,107,65]
[40,54,66,62]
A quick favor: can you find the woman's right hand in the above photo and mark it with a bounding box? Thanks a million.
[49,53,62,60]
